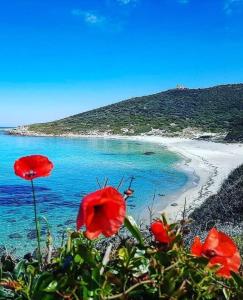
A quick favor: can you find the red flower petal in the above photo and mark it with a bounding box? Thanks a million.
[151,221,171,244]
[193,228,241,278]
[209,256,231,278]
[216,267,231,278]
[202,228,219,253]
[214,231,238,257]
[202,228,237,257]
[76,187,126,240]
[14,155,53,180]
[191,236,203,256]
[225,250,241,274]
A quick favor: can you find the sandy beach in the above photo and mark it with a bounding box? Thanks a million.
[127,136,243,221]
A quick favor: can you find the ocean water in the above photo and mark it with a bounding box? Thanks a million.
[0,129,188,255]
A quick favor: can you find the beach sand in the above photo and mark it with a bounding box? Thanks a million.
[126,136,243,222]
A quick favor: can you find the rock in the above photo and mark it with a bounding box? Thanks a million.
[8,233,23,239]
[64,219,75,226]
[27,229,45,240]
[143,151,155,155]
[27,230,38,240]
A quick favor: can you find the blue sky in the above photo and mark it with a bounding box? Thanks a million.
[0,0,243,126]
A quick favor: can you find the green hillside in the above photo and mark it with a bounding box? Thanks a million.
[225,116,243,142]
[27,84,243,139]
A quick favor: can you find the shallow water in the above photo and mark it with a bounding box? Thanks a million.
[0,129,188,255]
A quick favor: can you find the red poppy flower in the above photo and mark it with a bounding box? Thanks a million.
[14,155,54,180]
[191,228,241,278]
[151,221,172,244]
[77,186,126,240]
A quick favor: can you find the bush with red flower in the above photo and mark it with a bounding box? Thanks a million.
[0,155,242,299]
[191,228,241,278]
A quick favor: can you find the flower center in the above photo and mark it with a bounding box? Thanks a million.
[94,204,103,214]
[24,170,37,178]
[205,249,216,258]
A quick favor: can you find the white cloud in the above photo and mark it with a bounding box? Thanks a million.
[224,0,243,14]
[71,0,139,31]
[117,0,137,5]
[71,9,105,25]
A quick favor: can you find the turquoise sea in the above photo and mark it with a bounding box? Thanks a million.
[0,129,189,255]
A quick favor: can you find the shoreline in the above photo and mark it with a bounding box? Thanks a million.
[128,136,243,221]
[7,130,243,221]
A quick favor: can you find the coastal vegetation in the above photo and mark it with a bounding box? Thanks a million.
[189,164,243,254]
[17,84,243,141]
[190,163,243,228]
[225,117,243,142]
[0,155,242,299]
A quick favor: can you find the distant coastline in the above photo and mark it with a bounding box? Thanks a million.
[9,84,242,142]
[8,125,226,141]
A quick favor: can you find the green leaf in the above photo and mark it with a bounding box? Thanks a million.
[26,264,36,276]
[78,245,97,266]
[74,254,84,264]
[43,280,58,293]
[161,213,168,225]
[118,248,129,261]
[168,277,176,295]
[83,286,95,300]
[231,271,243,287]
[0,286,15,298]
[155,252,170,266]
[92,268,101,285]
[223,287,230,300]
[35,294,58,300]
[124,215,144,246]
[32,272,53,296]
[13,261,26,279]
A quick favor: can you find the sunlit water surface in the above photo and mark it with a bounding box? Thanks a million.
[0,129,189,255]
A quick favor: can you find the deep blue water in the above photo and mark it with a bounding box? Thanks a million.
[0,129,188,255]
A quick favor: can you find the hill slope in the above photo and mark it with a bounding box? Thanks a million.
[188,164,243,253]
[25,84,243,138]
[190,163,243,227]
[225,116,243,142]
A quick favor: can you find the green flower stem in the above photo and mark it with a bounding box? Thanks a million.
[31,179,42,269]
[104,280,154,300]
